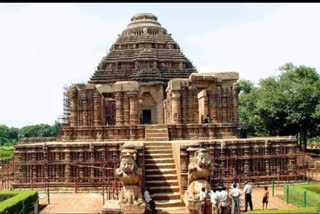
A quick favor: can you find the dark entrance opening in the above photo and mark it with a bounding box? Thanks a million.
[143,110,152,124]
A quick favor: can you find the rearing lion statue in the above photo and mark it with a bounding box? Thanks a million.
[115,154,143,206]
[185,148,214,202]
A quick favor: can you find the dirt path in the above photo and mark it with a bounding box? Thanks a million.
[239,186,297,212]
[38,186,297,213]
[39,192,104,214]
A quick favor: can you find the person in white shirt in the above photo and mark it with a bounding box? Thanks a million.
[229,183,242,214]
[230,178,240,189]
[243,181,253,211]
[144,187,156,214]
[209,188,219,214]
[219,187,228,214]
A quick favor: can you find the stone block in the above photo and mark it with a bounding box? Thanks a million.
[168,78,189,90]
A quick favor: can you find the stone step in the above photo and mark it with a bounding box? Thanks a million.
[145,129,169,134]
[144,146,172,152]
[145,158,174,164]
[146,180,178,187]
[145,149,172,154]
[145,137,169,141]
[144,143,171,147]
[156,207,189,214]
[145,168,176,175]
[145,174,178,181]
[145,163,176,169]
[145,133,169,138]
[150,186,180,194]
[145,125,168,129]
[150,192,181,200]
[154,199,184,208]
[144,153,173,159]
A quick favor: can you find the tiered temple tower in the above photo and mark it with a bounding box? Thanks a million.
[89,13,196,85]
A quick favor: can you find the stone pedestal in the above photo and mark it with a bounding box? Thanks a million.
[187,199,212,214]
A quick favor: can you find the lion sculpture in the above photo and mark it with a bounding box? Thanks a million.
[186,148,214,201]
[115,154,143,206]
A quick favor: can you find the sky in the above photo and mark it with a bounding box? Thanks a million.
[0,3,320,128]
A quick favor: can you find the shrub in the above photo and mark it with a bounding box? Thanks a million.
[0,191,38,214]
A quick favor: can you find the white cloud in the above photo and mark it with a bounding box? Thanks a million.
[0,4,124,128]
[184,4,320,83]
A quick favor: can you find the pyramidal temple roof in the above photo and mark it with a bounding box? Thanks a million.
[89,13,197,84]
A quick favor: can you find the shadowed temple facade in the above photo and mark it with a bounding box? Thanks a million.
[14,13,305,213]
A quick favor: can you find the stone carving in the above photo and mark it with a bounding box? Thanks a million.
[185,148,213,213]
[153,61,158,69]
[143,28,148,34]
[135,61,140,69]
[115,147,145,213]
[179,62,184,70]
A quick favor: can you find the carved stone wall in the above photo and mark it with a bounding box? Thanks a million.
[165,72,240,125]
[176,137,301,198]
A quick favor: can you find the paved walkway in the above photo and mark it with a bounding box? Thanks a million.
[39,192,104,214]
[39,186,297,213]
[238,186,297,212]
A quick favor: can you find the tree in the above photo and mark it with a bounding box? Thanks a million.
[239,63,320,151]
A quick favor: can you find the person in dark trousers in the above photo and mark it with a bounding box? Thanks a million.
[144,187,156,214]
[203,114,211,123]
[243,181,253,212]
[262,186,269,210]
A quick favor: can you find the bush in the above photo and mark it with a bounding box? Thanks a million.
[0,191,38,214]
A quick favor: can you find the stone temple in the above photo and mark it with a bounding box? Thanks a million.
[13,13,304,213]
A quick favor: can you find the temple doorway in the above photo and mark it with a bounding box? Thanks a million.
[142,109,152,124]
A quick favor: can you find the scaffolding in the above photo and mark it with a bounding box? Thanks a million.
[61,85,71,125]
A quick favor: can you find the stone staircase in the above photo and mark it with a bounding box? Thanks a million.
[145,125,169,141]
[144,142,187,213]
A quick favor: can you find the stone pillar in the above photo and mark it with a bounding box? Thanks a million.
[43,144,48,181]
[187,88,194,124]
[32,152,37,182]
[70,87,78,127]
[90,145,95,181]
[123,93,130,125]
[80,90,88,127]
[193,90,199,123]
[65,150,71,183]
[244,146,250,175]
[79,152,84,181]
[128,91,139,125]
[211,87,219,123]
[198,90,209,123]
[232,82,240,123]
[265,142,270,175]
[93,92,101,126]
[182,90,188,124]
[115,92,124,125]
[288,145,297,174]
[171,91,182,124]
[276,146,281,175]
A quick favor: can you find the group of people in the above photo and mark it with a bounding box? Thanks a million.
[144,180,269,214]
[199,180,269,214]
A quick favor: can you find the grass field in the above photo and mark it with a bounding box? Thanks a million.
[248,207,319,214]
[0,146,14,160]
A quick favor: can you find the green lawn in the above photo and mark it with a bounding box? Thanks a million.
[248,207,319,214]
